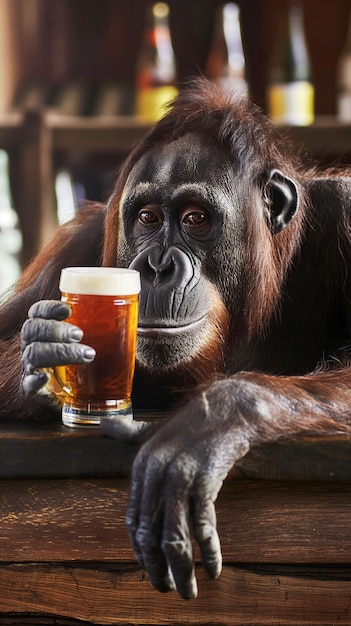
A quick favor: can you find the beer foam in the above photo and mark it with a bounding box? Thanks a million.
[59,267,141,296]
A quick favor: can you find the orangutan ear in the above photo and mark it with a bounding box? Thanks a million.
[264,169,299,234]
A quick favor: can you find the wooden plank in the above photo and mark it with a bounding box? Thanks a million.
[218,479,351,563]
[1,478,351,564]
[0,479,131,562]
[0,562,350,625]
[0,413,350,480]
[0,411,160,479]
[0,112,23,147]
[46,113,351,160]
[46,112,351,159]
[47,112,150,153]
[285,117,351,159]
[0,420,137,479]
[237,436,351,481]
[17,108,57,263]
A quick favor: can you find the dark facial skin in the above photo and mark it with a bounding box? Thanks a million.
[118,133,246,371]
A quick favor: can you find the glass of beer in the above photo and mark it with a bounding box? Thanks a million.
[56,267,140,428]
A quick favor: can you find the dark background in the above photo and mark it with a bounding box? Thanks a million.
[3,0,350,115]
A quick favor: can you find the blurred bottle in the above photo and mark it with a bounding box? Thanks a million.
[267,2,314,125]
[0,150,22,292]
[50,82,90,116]
[136,2,178,121]
[55,170,78,225]
[206,3,248,98]
[92,82,136,116]
[12,83,50,111]
[337,8,351,122]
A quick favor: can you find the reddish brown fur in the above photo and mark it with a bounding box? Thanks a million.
[0,77,350,442]
[104,78,306,341]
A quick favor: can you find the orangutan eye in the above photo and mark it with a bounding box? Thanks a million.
[183,211,206,225]
[181,205,211,235]
[138,206,162,225]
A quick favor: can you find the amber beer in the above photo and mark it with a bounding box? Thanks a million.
[58,267,140,427]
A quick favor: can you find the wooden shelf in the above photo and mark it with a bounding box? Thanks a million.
[1,111,351,266]
[0,111,23,148]
[44,113,351,158]
[47,111,150,153]
[46,113,351,158]
[282,116,351,159]
[1,111,350,158]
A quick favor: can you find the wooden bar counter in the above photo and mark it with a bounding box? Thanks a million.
[0,413,350,625]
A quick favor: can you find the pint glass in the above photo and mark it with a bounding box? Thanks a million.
[56,267,140,428]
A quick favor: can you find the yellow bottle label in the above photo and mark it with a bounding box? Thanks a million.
[268,81,314,125]
[136,85,178,121]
